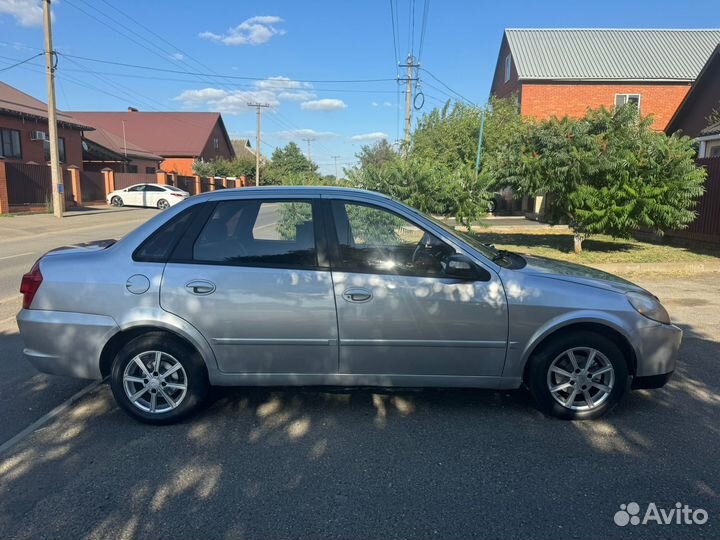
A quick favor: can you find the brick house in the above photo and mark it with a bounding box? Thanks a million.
[490,29,720,131]
[0,81,87,168]
[666,44,720,157]
[69,110,235,175]
[81,126,162,173]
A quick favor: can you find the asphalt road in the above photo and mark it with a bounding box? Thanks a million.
[0,209,718,539]
[0,206,158,445]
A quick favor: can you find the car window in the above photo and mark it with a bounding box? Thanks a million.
[133,206,198,262]
[144,185,164,192]
[127,185,145,192]
[193,200,317,268]
[330,201,454,276]
[165,185,184,192]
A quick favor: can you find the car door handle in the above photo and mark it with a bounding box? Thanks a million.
[342,288,372,303]
[185,280,216,295]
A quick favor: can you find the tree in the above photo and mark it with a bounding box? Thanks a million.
[264,142,318,184]
[192,156,259,182]
[494,105,706,253]
[356,139,398,170]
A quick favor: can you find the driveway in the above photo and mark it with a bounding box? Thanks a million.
[0,212,718,539]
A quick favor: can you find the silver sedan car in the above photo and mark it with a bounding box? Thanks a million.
[17,187,681,423]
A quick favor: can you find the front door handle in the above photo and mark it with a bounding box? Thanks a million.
[342,288,372,303]
[185,280,216,295]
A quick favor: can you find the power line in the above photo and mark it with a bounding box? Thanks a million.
[57,52,394,84]
[417,0,431,63]
[0,52,43,72]
[419,67,476,105]
[389,0,400,72]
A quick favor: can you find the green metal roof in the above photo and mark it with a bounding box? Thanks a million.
[505,29,720,81]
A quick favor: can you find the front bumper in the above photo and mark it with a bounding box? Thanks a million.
[634,322,682,379]
[16,309,118,380]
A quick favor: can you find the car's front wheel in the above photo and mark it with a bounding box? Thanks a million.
[110,333,209,424]
[526,331,630,420]
[110,196,124,207]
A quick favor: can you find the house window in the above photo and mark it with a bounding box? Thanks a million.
[504,54,512,83]
[0,128,22,159]
[213,137,219,151]
[145,166,156,174]
[126,164,138,173]
[43,137,66,162]
[615,94,641,111]
[707,142,720,158]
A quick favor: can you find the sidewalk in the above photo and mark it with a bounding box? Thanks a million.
[0,206,157,242]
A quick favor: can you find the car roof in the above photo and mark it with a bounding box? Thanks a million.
[193,186,392,202]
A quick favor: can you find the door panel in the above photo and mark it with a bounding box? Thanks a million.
[327,199,508,377]
[160,264,338,373]
[160,198,338,374]
[333,271,508,376]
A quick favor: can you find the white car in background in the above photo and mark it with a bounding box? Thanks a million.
[107,183,189,210]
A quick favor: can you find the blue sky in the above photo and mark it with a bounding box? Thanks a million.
[0,0,718,175]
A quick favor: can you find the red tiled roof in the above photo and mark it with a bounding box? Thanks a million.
[83,126,162,161]
[0,81,90,130]
[68,111,231,157]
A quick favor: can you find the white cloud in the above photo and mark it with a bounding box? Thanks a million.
[255,76,310,90]
[199,16,285,46]
[371,101,379,107]
[0,0,43,27]
[170,52,184,61]
[382,101,393,107]
[371,101,393,108]
[278,90,316,101]
[276,128,337,140]
[174,88,279,115]
[351,132,389,141]
[301,98,347,112]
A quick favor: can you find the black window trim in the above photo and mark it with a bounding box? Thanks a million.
[132,202,211,263]
[321,198,465,279]
[168,197,330,272]
[0,128,22,159]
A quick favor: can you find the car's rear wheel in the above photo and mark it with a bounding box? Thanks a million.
[110,333,209,424]
[157,199,169,210]
[526,331,630,420]
[110,196,124,207]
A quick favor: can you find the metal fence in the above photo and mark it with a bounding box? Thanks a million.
[80,171,106,201]
[4,163,76,207]
[665,157,720,243]
[176,175,197,195]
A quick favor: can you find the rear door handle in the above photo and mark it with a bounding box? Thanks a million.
[342,288,372,303]
[185,280,216,295]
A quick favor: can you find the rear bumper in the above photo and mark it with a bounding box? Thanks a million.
[634,322,682,378]
[16,309,118,380]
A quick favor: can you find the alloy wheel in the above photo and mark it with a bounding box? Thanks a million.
[122,351,188,413]
[546,347,615,411]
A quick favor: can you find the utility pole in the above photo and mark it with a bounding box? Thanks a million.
[247,102,269,186]
[302,138,315,163]
[399,54,418,156]
[43,0,63,218]
[331,155,341,181]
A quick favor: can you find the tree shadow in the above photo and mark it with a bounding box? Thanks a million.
[473,231,638,254]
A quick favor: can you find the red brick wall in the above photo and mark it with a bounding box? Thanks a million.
[160,157,195,176]
[0,114,84,168]
[520,83,691,131]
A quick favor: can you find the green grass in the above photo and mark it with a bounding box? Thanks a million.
[469,229,720,265]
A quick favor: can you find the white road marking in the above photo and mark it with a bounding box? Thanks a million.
[0,251,33,261]
[0,378,107,458]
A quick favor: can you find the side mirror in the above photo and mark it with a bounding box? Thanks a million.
[445,254,489,281]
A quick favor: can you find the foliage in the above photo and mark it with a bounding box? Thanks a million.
[192,157,258,181]
[356,139,398,170]
[263,142,318,185]
[493,105,706,252]
[707,105,720,127]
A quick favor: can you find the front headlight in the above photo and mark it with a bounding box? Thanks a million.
[626,291,671,324]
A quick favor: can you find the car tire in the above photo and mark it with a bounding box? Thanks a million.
[110,332,209,425]
[111,196,124,207]
[157,199,169,210]
[526,330,630,420]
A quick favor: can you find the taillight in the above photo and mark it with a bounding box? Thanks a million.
[20,261,43,309]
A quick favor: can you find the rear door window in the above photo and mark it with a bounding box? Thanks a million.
[192,200,318,268]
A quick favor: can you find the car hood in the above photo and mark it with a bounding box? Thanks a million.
[516,254,647,294]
